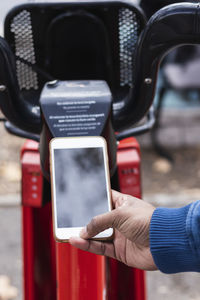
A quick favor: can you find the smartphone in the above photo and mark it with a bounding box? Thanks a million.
[50,136,113,242]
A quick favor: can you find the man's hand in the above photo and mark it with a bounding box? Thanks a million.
[69,190,157,271]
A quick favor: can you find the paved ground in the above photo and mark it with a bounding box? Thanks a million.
[147,271,200,300]
[0,205,22,300]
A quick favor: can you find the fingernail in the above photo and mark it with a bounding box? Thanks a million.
[80,227,88,239]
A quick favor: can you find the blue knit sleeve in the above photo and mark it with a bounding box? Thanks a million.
[150,200,200,273]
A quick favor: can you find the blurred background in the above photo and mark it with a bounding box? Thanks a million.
[1,0,200,300]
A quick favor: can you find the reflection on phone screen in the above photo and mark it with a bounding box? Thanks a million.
[54,148,108,228]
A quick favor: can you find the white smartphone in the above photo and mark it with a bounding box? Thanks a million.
[50,136,113,242]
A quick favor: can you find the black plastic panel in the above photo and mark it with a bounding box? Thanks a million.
[5,1,145,107]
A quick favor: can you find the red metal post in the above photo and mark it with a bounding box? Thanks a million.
[21,138,146,300]
[56,244,106,300]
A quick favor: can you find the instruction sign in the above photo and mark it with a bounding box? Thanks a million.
[40,80,112,137]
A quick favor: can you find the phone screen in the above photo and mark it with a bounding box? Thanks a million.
[54,147,109,228]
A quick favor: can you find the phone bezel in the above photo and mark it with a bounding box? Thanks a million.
[50,136,113,242]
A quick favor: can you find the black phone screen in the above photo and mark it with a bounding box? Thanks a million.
[54,147,109,228]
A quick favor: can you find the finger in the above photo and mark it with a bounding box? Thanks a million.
[69,237,116,258]
[80,209,118,239]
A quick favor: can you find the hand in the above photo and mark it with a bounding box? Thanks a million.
[69,190,157,271]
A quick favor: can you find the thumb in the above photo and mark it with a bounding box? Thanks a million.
[80,209,120,239]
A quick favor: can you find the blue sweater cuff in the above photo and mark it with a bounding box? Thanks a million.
[150,203,200,274]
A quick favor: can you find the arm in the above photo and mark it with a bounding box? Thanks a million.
[150,200,200,273]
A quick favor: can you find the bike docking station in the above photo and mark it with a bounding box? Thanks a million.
[38,78,144,300]
[1,0,200,299]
